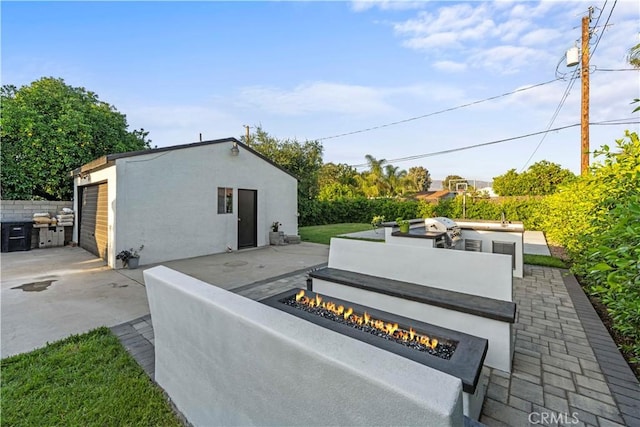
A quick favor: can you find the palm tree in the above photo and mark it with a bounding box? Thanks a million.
[629,42,640,68]
[383,164,407,196]
[360,155,387,197]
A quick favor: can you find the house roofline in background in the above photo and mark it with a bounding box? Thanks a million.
[70,137,298,180]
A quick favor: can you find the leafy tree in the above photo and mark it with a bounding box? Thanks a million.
[492,161,575,196]
[524,160,575,194]
[242,126,323,200]
[318,162,359,189]
[442,175,466,191]
[1,77,151,200]
[317,183,361,201]
[405,166,432,192]
[492,169,521,196]
[317,163,362,201]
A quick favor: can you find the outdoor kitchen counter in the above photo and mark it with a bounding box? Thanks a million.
[391,226,445,239]
[455,219,524,233]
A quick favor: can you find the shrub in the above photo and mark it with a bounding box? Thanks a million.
[571,132,640,365]
[298,197,421,227]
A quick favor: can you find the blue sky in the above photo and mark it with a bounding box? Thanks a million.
[3,1,639,181]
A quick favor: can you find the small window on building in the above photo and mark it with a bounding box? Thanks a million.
[217,187,233,214]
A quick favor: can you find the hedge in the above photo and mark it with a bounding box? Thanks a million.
[298,195,544,228]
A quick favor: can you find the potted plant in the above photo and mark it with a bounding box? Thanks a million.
[371,215,385,228]
[269,222,283,245]
[116,245,144,269]
[396,217,410,233]
[371,215,385,233]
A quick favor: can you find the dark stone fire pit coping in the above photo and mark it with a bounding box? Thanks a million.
[261,288,488,394]
[309,267,516,324]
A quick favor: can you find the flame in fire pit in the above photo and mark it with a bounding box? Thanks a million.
[294,290,439,349]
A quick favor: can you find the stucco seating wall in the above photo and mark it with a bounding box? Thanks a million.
[309,268,516,323]
[312,238,516,373]
[144,266,465,427]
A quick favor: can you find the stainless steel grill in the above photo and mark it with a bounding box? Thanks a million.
[424,217,462,249]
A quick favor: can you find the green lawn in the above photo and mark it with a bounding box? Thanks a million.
[0,327,182,427]
[299,223,375,245]
[523,253,568,268]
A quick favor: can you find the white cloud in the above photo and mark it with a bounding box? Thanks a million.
[237,82,398,116]
[390,83,467,103]
[394,3,493,37]
[591,19,639,66]
[520,28,562,46]
[351,0,426,12]
[394,4,498,51]
[590,73,640,121]
[389,2,586,73]
[508,1,558,20]
[433,60,468,72]
[401,32,461,49]
[613,0,640,18]
[470,45,552,74]
[496,19,532,42]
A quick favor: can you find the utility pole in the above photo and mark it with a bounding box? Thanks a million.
[244,125,250,146]
[580,7,592,176]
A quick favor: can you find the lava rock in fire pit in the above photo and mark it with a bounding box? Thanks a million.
[281,291,457,360]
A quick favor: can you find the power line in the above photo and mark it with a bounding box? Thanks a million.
[590,0,617,59]
[594,67,638,72]
[520,66,580,171]
[594,121,639,126]
[315,78,562,141]
[349,119,639,168]
[518,0,622,172]
[592,1,607,27]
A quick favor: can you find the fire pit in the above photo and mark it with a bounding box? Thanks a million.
[261,288,488,394]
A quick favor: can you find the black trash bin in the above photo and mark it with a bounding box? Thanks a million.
[1,221,33,252]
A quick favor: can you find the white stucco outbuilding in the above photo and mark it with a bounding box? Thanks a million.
[70,138,298,268]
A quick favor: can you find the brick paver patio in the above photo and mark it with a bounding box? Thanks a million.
[112,265,640,426]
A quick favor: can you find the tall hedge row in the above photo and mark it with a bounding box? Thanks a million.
[298,195,544,228]
[298,197,422,226]
[564,132,639,366]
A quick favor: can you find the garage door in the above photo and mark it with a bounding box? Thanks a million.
[80,183,108,261]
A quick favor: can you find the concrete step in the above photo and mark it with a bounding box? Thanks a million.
[285,235,301,244]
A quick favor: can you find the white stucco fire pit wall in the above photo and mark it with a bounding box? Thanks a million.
[144,266,464,427]
[315,239,515,373]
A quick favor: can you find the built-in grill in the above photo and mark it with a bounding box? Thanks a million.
[424,217,461,249]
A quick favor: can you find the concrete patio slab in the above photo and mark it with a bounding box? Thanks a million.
[1,246,149,358]
[523,231,552,256]
[116,242,329,289]
[1,242,328,359]
[337,228,385,240]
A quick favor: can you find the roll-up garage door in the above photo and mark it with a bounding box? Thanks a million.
[80,183,108,261]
